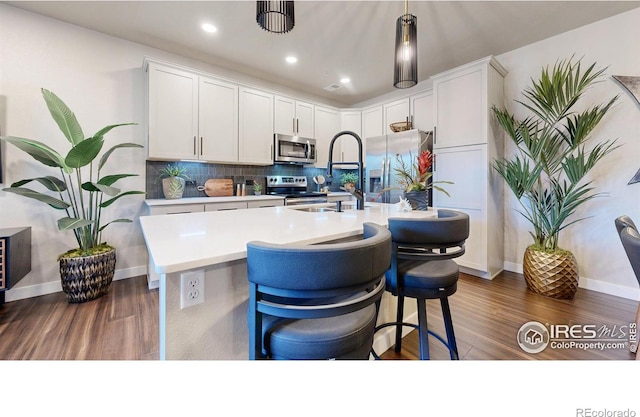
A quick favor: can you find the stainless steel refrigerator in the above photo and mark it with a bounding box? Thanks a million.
[365,129,432,204]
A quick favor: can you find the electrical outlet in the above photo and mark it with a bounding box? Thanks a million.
[180,269,205,309]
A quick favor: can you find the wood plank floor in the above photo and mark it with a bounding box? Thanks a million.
[0,271,637,360]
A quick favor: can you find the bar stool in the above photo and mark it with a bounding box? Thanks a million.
[373,209,469,360]
[246,222,391,360]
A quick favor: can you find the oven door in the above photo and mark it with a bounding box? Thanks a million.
[274,134,316,164]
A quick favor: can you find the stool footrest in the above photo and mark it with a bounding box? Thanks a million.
[371,321,455,359]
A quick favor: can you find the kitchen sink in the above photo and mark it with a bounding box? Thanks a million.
[292,206,336,213]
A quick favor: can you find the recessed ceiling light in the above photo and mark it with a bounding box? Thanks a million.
[286,56,298,64]
[202,23,217,33]
[340,78,351,84]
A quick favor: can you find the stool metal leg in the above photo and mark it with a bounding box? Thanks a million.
[417,298,430,360]
[394,294,405,352]
[440,297,459,360]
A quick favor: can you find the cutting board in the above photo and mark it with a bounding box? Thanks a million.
[204,179,234,197]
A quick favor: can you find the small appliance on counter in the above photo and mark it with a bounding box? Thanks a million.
[266,175,328,205]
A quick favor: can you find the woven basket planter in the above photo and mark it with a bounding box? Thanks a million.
[523,246,578,299]
[59,248,116,303]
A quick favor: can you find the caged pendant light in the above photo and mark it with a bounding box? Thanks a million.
[393,0,418,88]
[256,1,295,34]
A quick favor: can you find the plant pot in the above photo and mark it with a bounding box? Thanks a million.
[403,190,429,211]
[254,191,262,196]
[59,247,116,303]
[523,246,579,299]
[162,177,186,199]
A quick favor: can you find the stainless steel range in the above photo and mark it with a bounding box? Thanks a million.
[266,175,328,206]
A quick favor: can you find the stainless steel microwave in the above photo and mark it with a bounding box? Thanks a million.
[273,134,317,165]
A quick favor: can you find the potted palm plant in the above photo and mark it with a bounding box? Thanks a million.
[160,164,189,199]
[0,89,144,303]
[492,57,619,299]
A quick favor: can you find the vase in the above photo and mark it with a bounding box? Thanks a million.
[403,190,429,210]
[59,248,116,303]
[162,177,185,199]
[522,246,579,299]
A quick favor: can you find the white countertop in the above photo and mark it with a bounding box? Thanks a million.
[139,202,436,274]
[143,192,352,207]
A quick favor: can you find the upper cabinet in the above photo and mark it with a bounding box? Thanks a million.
[432,57,507,149]
[362,106,383,140]
[383,98,410,134]
[338,111,363,164]
[146,62,199,161]
[314,106,341,168]
[146,61,238,163]
[274,95,314,138]
[239,87,274,165]
[409,90,433,133]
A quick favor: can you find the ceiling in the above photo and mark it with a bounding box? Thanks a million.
[5,1,640,106]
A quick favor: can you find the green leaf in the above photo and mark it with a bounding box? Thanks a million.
[2,187,70,209]
[93,123,137,140]
[81,181,120,196]
[11,176,67,192]
[98,174,138,187]
[98,143,143,171]
[98,218,132,232]
[0,136,71,173]
[41,89,84,146]
[65,135,104,168]
[57,217,94,231]
[100,190,145,207]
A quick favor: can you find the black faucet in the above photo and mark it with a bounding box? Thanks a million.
[327,131,365,210]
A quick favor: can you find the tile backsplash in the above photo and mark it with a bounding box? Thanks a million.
[146,161,357,199]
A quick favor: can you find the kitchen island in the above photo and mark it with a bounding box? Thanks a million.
[139,202,436,359]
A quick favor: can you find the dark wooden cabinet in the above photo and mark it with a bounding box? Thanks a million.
[0,227,31,304]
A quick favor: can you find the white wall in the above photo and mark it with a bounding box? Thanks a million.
[496,8,640,300]
[0,4,341,302]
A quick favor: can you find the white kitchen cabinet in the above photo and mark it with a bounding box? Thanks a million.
[362,105,383,140]
[205,201,247,211]
[239,87,274,165]
[198,76,238,163]
[146,62,238,163]
[274,95,314,138]
[383,98,411,134]
[147,62,199,160]
[433,56,506,149]
[410,90,433,133]
[314,105,341,168]
[247,199,284,209]
[431,56,507,279]
[332,111,363,166]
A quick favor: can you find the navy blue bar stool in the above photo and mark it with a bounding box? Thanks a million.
[374,209,469,360]
[246,222,391,360]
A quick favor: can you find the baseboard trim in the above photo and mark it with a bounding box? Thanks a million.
[4,265,148,303]
[503,262,639,301]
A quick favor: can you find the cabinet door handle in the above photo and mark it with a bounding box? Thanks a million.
[296,118,299,133]
[433,154,436,172]
[293,118,296,134]
[193,136,197,155]
[433,126,437,145]
[200,137,203,156]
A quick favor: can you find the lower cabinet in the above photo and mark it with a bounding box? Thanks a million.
[432,144,503,279]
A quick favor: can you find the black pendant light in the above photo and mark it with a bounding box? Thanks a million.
[393,0,418,88]
[256,1,295,34]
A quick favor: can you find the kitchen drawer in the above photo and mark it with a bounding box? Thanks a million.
[247,200,284,209]
[148,203,205,215]
[205,201,248,211]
